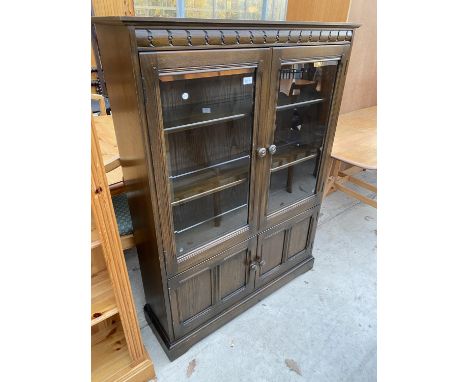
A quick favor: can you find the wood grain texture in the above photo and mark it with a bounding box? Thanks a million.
[340,0,377,113]
[91,269,119,326]
[260,231,286,274]
[287,0,351,22]
[331,106,376,169]
[219,251,248,299]
[92,0,134,16]
[93,115,123,186]
[287,217,310,258]
[91,319,132,381]
[91,119,152,373]
[176,269,213,322]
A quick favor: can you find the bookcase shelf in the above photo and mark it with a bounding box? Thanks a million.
[91,270,118,326]
[91,119,154,381]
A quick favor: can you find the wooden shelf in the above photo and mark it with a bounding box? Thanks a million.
[271,145,319,173]
[165,113,247,133]
[172,156,250,206]
[276,97,326,111]
[91,228,101,249]
[163,100,252,132]
[91,270,119,326]
[175,203,247,235]
[91,321,132,382]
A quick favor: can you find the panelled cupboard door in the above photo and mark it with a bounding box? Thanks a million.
[140,49,271,276]
[257,44,350,230]
[167,238,257,339]
[255,206,319,289]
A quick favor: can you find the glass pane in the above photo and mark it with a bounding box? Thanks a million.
[267,60,339,214]
[160,68,256,256]
[133,0,288,20]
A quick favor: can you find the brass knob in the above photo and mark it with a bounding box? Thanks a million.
[257,147,267,158]
[268,145,277,155]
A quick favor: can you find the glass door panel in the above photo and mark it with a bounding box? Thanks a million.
[159,67,257,256]
[267,59,339,214]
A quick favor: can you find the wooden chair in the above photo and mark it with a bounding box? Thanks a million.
[325,106,377,208]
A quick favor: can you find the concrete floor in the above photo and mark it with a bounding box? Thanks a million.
[125,170,377,382]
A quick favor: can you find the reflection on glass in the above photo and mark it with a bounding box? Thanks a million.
[160,68,256,256]
[267,60,339,214]
[133,0,288,20]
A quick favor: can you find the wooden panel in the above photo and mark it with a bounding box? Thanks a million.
[168,238,256,338]
[91,318,132,381]
[91,270,119,326]
[93,115,123,186]
[219,250,248,300]
[260,231,286,274]
[287,0,351,22]
[176,269,213,322]
[340,0,377,113]
[255,206,319,289]
[92,0,134,16]
[91,120,147,362]
[92,245,107,276]
[287,217,311,258]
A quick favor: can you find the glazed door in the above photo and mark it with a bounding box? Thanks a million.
[257,45,350,230]
[140,49,270,276]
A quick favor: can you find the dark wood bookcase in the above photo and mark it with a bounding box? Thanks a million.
[93,17,359,360]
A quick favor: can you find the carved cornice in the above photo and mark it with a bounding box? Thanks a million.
[135,28,353,49]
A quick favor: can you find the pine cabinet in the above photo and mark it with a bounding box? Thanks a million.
[93,17,358,360]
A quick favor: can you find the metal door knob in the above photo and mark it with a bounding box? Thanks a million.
[268,145,277,155]
[259,259,266,267]
[250,263,258,271]
[257,147,267,158]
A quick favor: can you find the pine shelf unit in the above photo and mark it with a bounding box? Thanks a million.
[91,118,155,382]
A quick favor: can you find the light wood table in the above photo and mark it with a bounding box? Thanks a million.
[93,115,123,188]
[325,106,377,207]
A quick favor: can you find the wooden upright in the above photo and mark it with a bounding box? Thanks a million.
[91,118,155,381]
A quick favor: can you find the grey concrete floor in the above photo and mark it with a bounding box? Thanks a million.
[125,170,377,382]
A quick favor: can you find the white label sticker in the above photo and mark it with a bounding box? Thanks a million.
[202,107,211,114]
[243,76,253,85]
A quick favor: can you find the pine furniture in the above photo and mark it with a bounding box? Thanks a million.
[325,106,377,207]
[92,17,359,360]
[91,119,155,381]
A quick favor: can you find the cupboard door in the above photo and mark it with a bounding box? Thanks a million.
[167,238,257,339]
[140,49,270,276]
[255,206,319,289]
[257,45,350,229]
